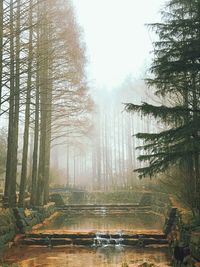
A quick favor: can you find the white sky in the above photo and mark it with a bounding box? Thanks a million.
[72,0,166,90]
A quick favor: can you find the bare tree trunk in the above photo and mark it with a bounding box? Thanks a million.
[191,72,200,212]
[131,115,136,169]
[121,114,126,187]
[92,146,97,189]
[113,110,117,188]
[104,114,109,190]
[117,113,122,186]
[19,0,33,207]
[4,0,16,207]
[30,9,40,206]
[108,114,113,189]
[73,150,76,187]
[66,142,70,186]
[44,78,53,204]
[10,0,21,207]
[37,75,48,205]
[0,0,3,109]
[36,1,49,205]
[95,113,101,189]
[126,114,132,187]
[30,72,39,206]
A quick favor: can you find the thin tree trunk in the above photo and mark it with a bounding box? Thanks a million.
[113,110,117,187]
[36,1,49,205]
[66,142,69,186]
[19,0,33,207]
[191,71,200,212]
[96,114,101,189]
[30,72,39,206]
[4,0,16,207]
[44,78,53,204]
[30,5,40,206]
[10,0,21,206]
[117,113,122,186]
[0,0,3,109]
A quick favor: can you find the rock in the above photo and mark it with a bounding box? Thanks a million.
[138,262,158,267]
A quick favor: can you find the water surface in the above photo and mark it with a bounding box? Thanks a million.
[2,211,171,267]
[38,211,164,233]
[3,246,171,267]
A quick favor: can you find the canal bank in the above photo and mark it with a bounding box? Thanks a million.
[1,191,200,267]
[165,202,200,266]
[1,201,171,267]
[0,202,55,251]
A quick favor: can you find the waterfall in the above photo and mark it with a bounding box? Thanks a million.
[93,231,124,248]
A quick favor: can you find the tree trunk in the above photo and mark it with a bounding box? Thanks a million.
[4,0,16,207]
[0,0,3,109]
[19,0,33,207]
[36,3,51,205]
[30,70,39,206]
[44,77,53,204]
[30,3,40,206]
[10,0,21,207]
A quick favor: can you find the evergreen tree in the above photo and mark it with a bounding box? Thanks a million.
[125,0,200,212]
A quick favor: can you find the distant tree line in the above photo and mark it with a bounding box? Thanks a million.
[126,0,200,213]
[0,0,92,207]
[62,82,155,191]
[91,107,141,190]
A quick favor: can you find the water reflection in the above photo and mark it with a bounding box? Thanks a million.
[3,246,171,267]
[38,212,164,232]
[2,211,171,266]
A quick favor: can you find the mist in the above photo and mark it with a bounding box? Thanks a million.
[50,77,159,190]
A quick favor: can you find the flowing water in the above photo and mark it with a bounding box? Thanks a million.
[2,211,172,267]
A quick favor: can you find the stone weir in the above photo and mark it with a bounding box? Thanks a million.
[56,203,151,215]
[19,232,168,248]
[16,193,169,249]
[1,191,200,267]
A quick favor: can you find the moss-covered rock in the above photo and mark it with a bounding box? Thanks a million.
[0,209,16,248]
[12,203,55,234]
[49,193,65,205]
[190,231,200,261]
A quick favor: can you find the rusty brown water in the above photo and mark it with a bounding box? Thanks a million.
[2,246,171,267]
[37,211,164,232]
[2,211,172,267]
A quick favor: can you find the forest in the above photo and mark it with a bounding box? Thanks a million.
[0,0,199,213]
[0,0,200,266]
[0,0,93,207]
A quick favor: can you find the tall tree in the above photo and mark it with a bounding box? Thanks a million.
[4,0,18,207]
[19,0,34,206]
[125,0,200,212]
[2,0,93,206]
[0,0,3,108]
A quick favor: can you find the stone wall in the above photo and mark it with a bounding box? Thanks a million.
[51,191,145,205]
[85,191,142,204]
[190,229,200,263]
[162,197,200,266]
[144,192,200,266]
[13,202,55,233]
[0,203,55,249]
[150,192,171,216]
[0,209,16,250]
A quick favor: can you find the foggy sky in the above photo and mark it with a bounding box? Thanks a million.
[72,0,166,91]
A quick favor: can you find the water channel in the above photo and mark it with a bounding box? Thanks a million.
[2,210,171,267]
